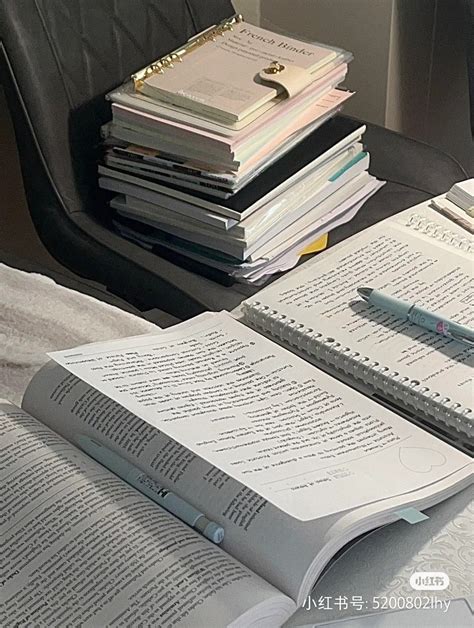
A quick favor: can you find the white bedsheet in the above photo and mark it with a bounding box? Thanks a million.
[0,263,158,405]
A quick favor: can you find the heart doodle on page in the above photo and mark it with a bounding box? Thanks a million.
[398,447,447,473]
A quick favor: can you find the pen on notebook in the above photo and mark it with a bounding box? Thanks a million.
[77,435,224,544]
[357,287,474,347]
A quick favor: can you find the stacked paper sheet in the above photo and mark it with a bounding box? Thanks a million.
[99,19,384,284]
[430,178,474,234]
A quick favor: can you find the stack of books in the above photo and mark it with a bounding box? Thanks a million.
[431,179,474,234]
[100,15,384,284]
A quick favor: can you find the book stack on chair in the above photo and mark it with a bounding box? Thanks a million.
[100,14,384,285]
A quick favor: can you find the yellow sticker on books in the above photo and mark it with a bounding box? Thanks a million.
[300,233,328,255]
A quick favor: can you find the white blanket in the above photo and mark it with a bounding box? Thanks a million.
[0,263,158,405]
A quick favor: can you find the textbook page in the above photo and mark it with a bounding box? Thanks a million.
[245,211,473,411]
[24,351,472,606]
[0,401,294,628]
[25,362,341,604]
[44,313,470,517]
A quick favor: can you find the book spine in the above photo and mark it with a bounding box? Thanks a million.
[241,301,473,441]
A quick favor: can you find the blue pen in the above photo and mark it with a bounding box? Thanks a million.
[77,435,224,544]
[357,287,474,347]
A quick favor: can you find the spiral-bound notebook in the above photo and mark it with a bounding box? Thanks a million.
[241,197,473,449]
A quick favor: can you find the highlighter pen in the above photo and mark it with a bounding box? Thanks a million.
[77,435,224,544]
[357,287,474,347]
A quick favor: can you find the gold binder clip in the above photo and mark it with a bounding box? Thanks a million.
[263,61,286,75]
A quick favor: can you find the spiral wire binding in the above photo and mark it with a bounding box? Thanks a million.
[405,213,473,254]
[132,14,243,90]
[242,301,473,440]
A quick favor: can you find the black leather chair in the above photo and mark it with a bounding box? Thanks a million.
[468,0,474,135]
[0,0,468,320]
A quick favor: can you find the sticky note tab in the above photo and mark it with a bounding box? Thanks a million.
[396,507,429,524]
[329,151,366,181]
[300,234,328,256]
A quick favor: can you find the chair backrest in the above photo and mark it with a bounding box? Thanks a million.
[0,0,234,222]
[468,0,473,135]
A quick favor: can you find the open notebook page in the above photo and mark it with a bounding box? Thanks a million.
[244,203,473,411]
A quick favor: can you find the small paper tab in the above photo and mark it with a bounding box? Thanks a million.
[300,234,328,255]
[396,507,429,524]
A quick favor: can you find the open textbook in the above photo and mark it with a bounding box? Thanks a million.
[2,200,472,627]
